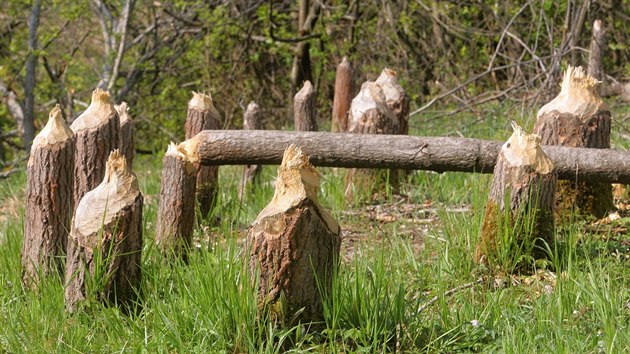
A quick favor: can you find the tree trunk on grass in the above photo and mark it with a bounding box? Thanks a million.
[239,102,262,201]
[248,145,341,325]
[331,57,353,132]
[185,92,220,220]
[65,150,143,313]
[345,81,400,202]
[293,81,317,132]
[534,66,614,219]
[70,88,120,213]
[115,102,134,167]
[475,123,557,270]
[156,141,199,259]
[22,105,75,288]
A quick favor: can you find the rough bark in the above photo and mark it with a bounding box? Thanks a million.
[345,81,400,201]
[248,145,341,324]
[70,89,120,213]
[22,105,75,288]
[587,19,605,85]
[185,92,220,220]
[23,0,41,152]
[190,130,630,184]
[239,102,262,201]
[375,68,410,135]
[331,57,353,132]
[475,123,557,270]
[65,150,143,313]
[534,66,614,219]
[156,141,198,259]
[293,81,317,132]
[115,102,134,167]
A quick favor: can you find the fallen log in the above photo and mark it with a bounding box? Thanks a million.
[187,130,630,184]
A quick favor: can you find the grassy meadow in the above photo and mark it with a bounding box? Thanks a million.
[1,101,629,353]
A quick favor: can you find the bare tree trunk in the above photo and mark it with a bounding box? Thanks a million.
[190,130,630,184]
[331,57,353,132]
[115,102,134,167]
[22,105,75,288]
[293,80,317,131]
[156,141,198,259]
[239,102,262,201]
[70,89,120,212]
[185,92,220,220]
[534,66,614,219]
[65,150,143,313]
[588,19,606,95]
[248,145,340,325]
[0,80,25,137]
[23,0,41,152]
[475,123,556,270]
[345,81,400,201]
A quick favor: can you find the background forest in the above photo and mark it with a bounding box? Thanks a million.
[1,0,630,169]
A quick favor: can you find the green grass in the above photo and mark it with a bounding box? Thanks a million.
[1,100,629,352]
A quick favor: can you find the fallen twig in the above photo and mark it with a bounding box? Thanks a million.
[416,277,484,315]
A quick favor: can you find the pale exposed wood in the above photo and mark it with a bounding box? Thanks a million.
[65,150,143,313]
[588,19,605,84]
[156,141,198,259]
[293,80,317,131]
[22,105,75,288]
[346,81,400,201]
[239,102,262,200]
[70,88,120,212]
[534,66,614,218]
[185,92,220,219]
[190,130,630,184]
[248,145,340,324]
[375,67,410,135]
[476,123,556,268]
[115,102,134,167]
[331,57,353,132]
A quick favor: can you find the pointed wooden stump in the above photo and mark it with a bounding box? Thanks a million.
[22,105,75,288]
[345,81,400,202]
[331,57,353,132]
[65,150,143,312]
[70,88,120,213]
[293,80,317,132]
[375,68,410,135]
[475,123,557,270]
[239,101,263,201]
[534,65,614,219]
[115,102,134,167]
[248,145,341,325]
[156,140,199,259]
[185,92,220,220]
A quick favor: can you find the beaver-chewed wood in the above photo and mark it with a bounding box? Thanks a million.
[22,105,75,288]
[239,101,263,201]
[115,102,134,167]
[375,68,410,135]
[331,57,353,132]
[70,88,120,213]
[345,81,400,201]
[64,150,143,313]
[476,123,557,270]
[156,140,199,259]
[185,92,220,220]
[248,145,341,325]
[534,65,614,219]
[293,80,317,132]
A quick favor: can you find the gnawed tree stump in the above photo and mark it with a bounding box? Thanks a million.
[534,66,614,219]
[239,101,263,201]
[22,105,75,288]
[156,140,199,259]
[331,57,353,132]
[185,92,220,220]
[115,102,134,167]
[345,81,400,201]
[375,68,410,135]
[248,145,341,324]
[293,80,317,132]
[475,123,556,270]
[65,150,143,312]
[70,88,120,213]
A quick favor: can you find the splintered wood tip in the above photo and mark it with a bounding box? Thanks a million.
[32,104,73,147]
[537,65,603,120]
[380,67,397,78]
[561,65,600,91]
[296,81,314,97]
[246,101,259,112]
[189,92,217,112]
[278,144,320,199]
[105,149,130,179]
[503,122,553,174]
[115,102,130,123]
[166,140,198,163]
[92,88,113,105]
